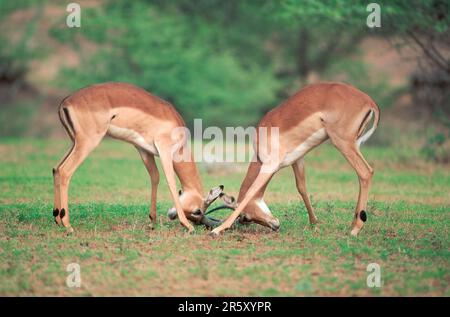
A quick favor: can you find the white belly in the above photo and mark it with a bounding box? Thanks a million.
[280,128,327,167]
[107,124,159,155]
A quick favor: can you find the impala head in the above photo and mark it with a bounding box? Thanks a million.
[214,193,280,231]
[238,199,280,231]
[167,185,225,227]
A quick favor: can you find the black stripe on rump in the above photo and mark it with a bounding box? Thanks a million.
[357,110,372,138]
[63,107,75,136]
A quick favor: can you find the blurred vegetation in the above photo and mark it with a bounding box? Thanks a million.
[0,101,36,136]
[50,1,282,127]
[421,131,450,164]
[0,0,449,158]
[0,0,44,94]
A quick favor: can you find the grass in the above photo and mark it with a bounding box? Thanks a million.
[0,138,449,296]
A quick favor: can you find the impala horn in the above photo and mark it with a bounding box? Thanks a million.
[201,191,237,228]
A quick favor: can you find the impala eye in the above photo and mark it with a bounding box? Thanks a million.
[192,209,202,216]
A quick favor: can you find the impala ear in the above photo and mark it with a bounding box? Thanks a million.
[167,207,177,220]
[220,193,237,208]
[203,185,224,209]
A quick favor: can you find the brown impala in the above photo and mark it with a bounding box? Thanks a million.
[212,82,380,237]
[52,82,223,233]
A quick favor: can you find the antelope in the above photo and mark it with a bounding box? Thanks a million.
[52,82,223,233]
[211,82,380,236]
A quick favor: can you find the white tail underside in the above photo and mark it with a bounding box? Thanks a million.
[356,110,376,148]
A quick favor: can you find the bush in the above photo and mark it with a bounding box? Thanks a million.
[50,2,281,128]
[421,132,450,164]
[0,101,37,137]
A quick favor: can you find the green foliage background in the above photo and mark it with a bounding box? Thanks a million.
[0,0,448,130]
[50,1,284,127]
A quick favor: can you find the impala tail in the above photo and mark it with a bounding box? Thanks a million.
[58,103,76,141]
[357,104,380,148]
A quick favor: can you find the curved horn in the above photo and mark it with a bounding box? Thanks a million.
[204,205,235,216]
[202,185,224,210]
[200,215,222,228]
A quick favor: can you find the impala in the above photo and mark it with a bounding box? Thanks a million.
[52,82,223,232]
[211,82,380,236]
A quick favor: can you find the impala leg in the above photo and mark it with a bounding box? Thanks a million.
[137,148,159,227]
[292,159,318,225]
[155,141,194,233]
[333,141,373,236]
[211,168,276,236]
[53,143,75,225]
[54,137,102,231]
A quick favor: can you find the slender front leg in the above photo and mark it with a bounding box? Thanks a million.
[155,140,194,233]
[211,168,275,236]
[292,159,318,225]
[137,148,159,227]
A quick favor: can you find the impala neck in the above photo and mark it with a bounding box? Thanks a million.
[173,158,203,195]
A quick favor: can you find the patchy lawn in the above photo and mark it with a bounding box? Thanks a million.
[0,138,449,296]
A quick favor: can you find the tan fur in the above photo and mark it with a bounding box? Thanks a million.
[212,82,380,236]
[53,82,210,232]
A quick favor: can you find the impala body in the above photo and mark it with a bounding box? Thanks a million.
[53,82,221,232]
[212,82,380,236]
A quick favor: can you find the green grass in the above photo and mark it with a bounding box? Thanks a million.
[0,138,449,296]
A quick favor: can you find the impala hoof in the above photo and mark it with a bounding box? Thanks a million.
[65,226,74,236]
[209,229,220,237]
[350,228,360,236]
